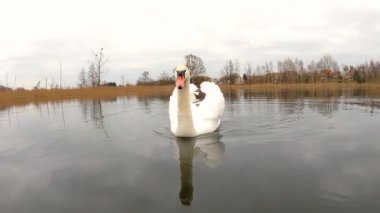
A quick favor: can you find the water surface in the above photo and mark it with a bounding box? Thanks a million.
[1,89,380,213]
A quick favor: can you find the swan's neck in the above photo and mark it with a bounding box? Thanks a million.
[177,80,195,136]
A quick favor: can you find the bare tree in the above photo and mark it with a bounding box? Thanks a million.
[138,71,151,84]
[49,78,55,89]
[88,63,97,87]
[185,54,206,78]
[283,58,296,72]
[308,60,317,71]
[244,62,253,83]
[93,48,108,86]
[234,59,240,75]
[294,58,300,72]
[156,71,174,85]
[264,61,274,83]
[255,65,262,75]
[307,60,318,83]
[221,59,239,83]
[159,71,172,81]
[298,59,305,83]
[317,54,340,72]
[282,58,296,83]
[78,68,87,88]
[277,61,283,73]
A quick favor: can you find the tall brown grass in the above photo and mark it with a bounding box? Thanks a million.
[1,82,379,109]
[0,85,173,108]
[220,82,380,90]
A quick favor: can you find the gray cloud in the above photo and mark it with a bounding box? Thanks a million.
[1,0,380,88]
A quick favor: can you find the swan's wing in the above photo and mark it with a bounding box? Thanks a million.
[190,83,208,105]
[193,81,225,119]
[190,83,199,103]
[190,83,198,94]
[191,82,225,135]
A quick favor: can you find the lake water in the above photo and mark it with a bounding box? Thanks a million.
[1,88,380,213]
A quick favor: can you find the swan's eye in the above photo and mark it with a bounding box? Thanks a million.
[177,70,186,77]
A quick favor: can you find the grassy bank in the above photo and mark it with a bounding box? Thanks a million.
[220,82,380,90]
[0,85,173,109]
[1,82,379,109]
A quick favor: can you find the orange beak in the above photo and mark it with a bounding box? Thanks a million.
[176,76,185,89]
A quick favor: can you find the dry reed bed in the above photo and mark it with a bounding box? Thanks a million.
[220,82,380,90]
[0,85,173,109]
[1,83,379,109]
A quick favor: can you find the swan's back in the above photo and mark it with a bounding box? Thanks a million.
[191,82,225,135]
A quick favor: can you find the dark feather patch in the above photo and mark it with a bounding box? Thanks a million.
[195,89,206,101]
[193,88,206,106]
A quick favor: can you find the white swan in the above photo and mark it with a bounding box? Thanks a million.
[169,64,225,137]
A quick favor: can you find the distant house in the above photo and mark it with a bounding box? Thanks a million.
[265,72,280,83]
[320,70,343,81]
[320,69,333,81]
[343,70,353,80]
[280,71,298,83]
[220,73,241,84]
[332,71,341,79]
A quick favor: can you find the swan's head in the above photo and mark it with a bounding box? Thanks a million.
[175,64,190,90]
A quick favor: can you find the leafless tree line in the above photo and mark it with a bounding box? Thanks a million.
[73,52,380,89]
[136,54,208,85]
[134,53,380,86]
[222,54,380,84]
[78,48,109,88]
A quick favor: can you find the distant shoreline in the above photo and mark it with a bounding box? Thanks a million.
[1,83,379,109]
[221,82,380,90]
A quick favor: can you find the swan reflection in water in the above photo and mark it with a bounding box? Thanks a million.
[172,133,225,206]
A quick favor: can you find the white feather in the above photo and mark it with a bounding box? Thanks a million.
[169,81,225,137]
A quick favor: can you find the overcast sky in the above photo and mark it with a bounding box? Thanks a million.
[1,0,380,88]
